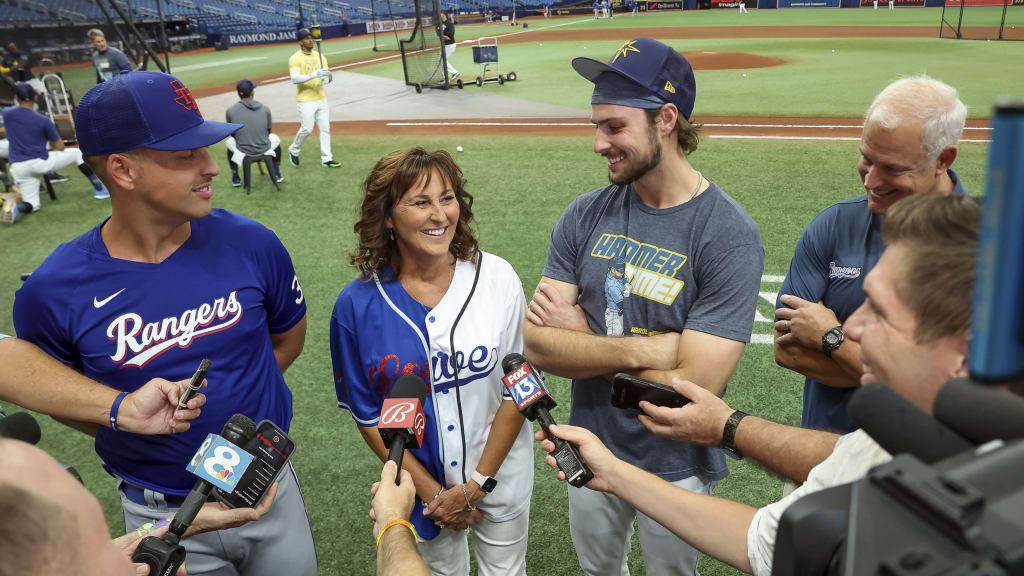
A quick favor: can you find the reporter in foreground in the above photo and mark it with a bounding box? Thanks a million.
[0,438,277,576]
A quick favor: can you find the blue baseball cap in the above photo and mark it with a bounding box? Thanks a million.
[236,78,255,98]
[76,71,240,156]
[297,28,312,40]
[572,38,697,120]
[14,82,35,101]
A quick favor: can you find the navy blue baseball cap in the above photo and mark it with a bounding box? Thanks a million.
[76,71,241,156]
[236,78,255,98]
[297,28,312,40]
[14,82,35,101]
[572,38,697,120]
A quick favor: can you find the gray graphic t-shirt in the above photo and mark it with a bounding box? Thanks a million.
[543,181,763,481]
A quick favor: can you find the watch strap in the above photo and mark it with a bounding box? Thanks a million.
[721,410,748,460]
[471,470,496,493]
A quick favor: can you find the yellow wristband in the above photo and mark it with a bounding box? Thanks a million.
[376,519,418,550]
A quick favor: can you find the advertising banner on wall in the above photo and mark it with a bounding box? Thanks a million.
[778,0,840,7]
[860,0,925,6]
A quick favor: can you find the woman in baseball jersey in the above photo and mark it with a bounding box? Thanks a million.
[331,147,534,575]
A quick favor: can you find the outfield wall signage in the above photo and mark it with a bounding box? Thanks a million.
[366,18,417,32]
[945,0,1017,5]
[644,1,683,9]
[778,0,840,7]
[860,0,925,6]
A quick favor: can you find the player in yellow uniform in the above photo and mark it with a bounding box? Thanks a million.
[287,28,340,168]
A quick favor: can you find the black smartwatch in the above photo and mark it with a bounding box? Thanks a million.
[471,470,497,493]
[720,410,748,460]
[822,325,845,358]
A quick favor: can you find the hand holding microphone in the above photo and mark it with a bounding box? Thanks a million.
[535,423,621,493]
[502,353,593,487]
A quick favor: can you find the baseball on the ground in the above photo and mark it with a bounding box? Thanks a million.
[457,146,464,152]
[742,73,747,78]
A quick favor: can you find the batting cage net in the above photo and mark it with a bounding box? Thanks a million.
[370,0,404,52]
[399,0,450,91]
[940,0,1024,40]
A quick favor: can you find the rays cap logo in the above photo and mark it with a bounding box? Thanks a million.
[572,37,697,120]
[76,71,241,156]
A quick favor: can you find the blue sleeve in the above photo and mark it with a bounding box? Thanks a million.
[116,50,132,72]
[685,241,764,343]
[330,292,385,426]
[776,209,835,314]
[44,118,60,143]
[13,271,81,369]
[256,228,306,333]
[541,199,580,285]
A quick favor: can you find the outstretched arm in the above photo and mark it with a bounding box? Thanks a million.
[0,337,206,436]
[538,424,755,572]
[638,378,840,483]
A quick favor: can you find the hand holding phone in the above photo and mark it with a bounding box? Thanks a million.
[611,373,690,414]
[177,359,210,410]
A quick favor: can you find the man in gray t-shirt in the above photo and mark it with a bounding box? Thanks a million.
[225,78,283,185]
[88,29,132,84]
[525,38,763,576]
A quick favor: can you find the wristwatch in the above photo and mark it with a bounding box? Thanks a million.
[471,470,497,493]
[822,325,845,358]
[720,410,748,460]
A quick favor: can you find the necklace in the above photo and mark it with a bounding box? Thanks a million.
[687,172,704,204]
[401,257,456,307]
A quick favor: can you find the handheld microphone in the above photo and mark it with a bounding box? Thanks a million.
[132,414,257,575]
[0,411,42,445]
[933,377,1024,444]
[378,375,427,484]
[849,382,972,463]
[501,353,593,487]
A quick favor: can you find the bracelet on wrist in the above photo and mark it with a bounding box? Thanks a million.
[109,391,129,432]
[461,484,476,511]
[376,519,418,550]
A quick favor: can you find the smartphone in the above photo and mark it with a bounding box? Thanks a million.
[176,359,210,410]
[611,373,690,413]
[214,420,295,509]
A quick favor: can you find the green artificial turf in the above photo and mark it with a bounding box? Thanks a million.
[0,134,989,575]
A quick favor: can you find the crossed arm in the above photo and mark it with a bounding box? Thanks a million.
[773,295,862,388]
[523,277,745,396]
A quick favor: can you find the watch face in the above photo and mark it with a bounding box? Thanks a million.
[482,477,497,492]
[825,331,840,346]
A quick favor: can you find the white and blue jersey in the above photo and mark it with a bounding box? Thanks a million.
[777,170,967,433]
[330,252,534,541]
[13,209,306,495]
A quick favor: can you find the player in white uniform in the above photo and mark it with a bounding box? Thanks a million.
[331,147,534,576]
[287,28,340,168]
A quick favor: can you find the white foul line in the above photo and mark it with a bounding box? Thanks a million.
[174,56,266,72]
[761,274,786,283]
[325,45,374,55]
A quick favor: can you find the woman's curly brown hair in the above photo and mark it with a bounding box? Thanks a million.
[350,147,478,279]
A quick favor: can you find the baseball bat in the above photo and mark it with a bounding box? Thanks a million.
[312,14,330,84]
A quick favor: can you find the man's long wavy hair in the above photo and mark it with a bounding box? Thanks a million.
[350,147,478,280]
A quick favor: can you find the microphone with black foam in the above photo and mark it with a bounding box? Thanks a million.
[501,353,593,487]
[132,414,258,575]
[0,411,42,445]
[933,377,1024,444]
[849,382,972,463]
[378,375,428,484]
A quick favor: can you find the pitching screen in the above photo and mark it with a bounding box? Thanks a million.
[400,0,447,88]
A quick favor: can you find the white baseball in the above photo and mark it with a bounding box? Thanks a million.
[831,49,836,53]
[742,73,747,78]
[457,146,464,152]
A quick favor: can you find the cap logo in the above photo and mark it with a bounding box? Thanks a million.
[611,39,641,63]
[663,80,675,94]
[170,80,201,116]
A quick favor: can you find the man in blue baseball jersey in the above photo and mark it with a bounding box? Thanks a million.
[1,82,109,224]
[773,75,968,435]
[13,71,316,576]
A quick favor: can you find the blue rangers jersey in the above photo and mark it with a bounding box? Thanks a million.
[331,251,534,541]
[13,209,306,495]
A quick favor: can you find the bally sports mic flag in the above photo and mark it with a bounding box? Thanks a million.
[379,375,428,481]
